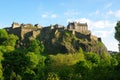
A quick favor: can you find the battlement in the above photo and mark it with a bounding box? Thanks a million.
[67,22,88,33]
[6,22,97,41]
[12,22,20,28]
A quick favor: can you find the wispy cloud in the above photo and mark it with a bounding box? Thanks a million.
[89,10,100,16]
[60,2,65,6]
[94,30,113,38]
[64,10,80,16]
[105,3,112,8]
[51,14,57,18]
[41,13,58,18]
[115,10,120,18]
[90,9,120,19]
[68,18,115,29]
[66,17,117,51]
[67,18,115,37]
[41,14,48,18]
[105,39,118,51]
[105,10,120,18]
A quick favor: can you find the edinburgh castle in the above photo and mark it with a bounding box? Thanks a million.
[5,22,100,42]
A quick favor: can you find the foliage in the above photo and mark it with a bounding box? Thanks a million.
[115,21,120,42]
[28,39,44,54]
[0,28,119,80]
[47,72,59,80]
[0,29,8,44]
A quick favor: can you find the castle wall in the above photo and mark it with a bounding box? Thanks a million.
[67,22,88,33]
[12,22,20,28]
[20,27,41,40]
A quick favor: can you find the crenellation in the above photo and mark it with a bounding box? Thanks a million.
[67,22,89,33]
[5,22,99,42]
[12,22,20,28]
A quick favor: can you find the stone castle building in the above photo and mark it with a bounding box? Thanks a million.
[67,22,90,33]
[5,22,42,40]
[5,22,100,42]
[12,22,20,28]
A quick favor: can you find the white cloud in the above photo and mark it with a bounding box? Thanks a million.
[68,18,115,29]
[89,10,100,16]
[67,18,115,37]
[90,9,120,19]
[60,3,65,6]
[67,18,118,51]
[104,39,119,51]
[115,10,120,18]
[64,10,80,16]
[105,3,112,8]
[106,10,113,15]
[51,14,57,18]
[41,13,58,18]
[104,10,120,18]
[41,14,48,18]
[94,30,113,38]
[93,20,115,29]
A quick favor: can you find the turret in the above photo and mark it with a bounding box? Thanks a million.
[12,22,20,28]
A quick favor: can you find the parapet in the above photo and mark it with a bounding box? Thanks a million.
[67,22,88,33]
[12,22,20,28]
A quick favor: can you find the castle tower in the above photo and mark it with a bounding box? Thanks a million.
[12,22,20,28]
[67,22,88,33]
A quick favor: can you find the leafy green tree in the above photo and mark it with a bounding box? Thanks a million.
[25,52,39,68]
[2,49,29,80]
[0,52,3,79]
[3,34,18,47]
[75,60,91,76]
[85,52,100,65]
[28,39,44,54]
[47,72,59,80]
[0,29,8,44]
[115,21,120,50]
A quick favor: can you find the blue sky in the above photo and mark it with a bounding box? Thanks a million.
[0,0,120,51]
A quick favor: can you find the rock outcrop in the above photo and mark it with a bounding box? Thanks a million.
[4,22,108,54]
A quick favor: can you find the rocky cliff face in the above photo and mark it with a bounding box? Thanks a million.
[37,28,107,54]
[5,22,108,54]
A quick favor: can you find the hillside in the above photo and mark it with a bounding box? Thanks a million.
[0,22,120,80]
[5,22,107,54]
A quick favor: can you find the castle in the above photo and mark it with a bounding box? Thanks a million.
[67,22,88,32]
[5,22,100,42]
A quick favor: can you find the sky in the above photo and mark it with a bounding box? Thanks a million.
[0,0,120,51]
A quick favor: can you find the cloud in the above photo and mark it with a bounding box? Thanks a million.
[41,14,48,18]
[105,3,112,8]
[67,18,115,38]
[89,10,100,16]
[60,3,65,6]
[94,30,113,38]
[64,10,80,16]
[51,14,57,18]
[115,10,120,18]
[68,18,115,29]
[106,10,113,15]
[104,10,120,18]
[93,20,115,29]
[90,9,120,19]
[105,39,119,51]
[41,13,58,19]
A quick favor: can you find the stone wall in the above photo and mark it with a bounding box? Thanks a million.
[67,22,88,33]
[12,22,20,28]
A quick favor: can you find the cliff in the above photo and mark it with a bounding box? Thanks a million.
[5,22,108,54]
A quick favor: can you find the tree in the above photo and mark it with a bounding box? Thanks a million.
[0,29,8,44]
[2,49,29,80]
[85,52,100,65]
[3,34,18,47]
[28,39,44,54]
[115,21,120,51]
